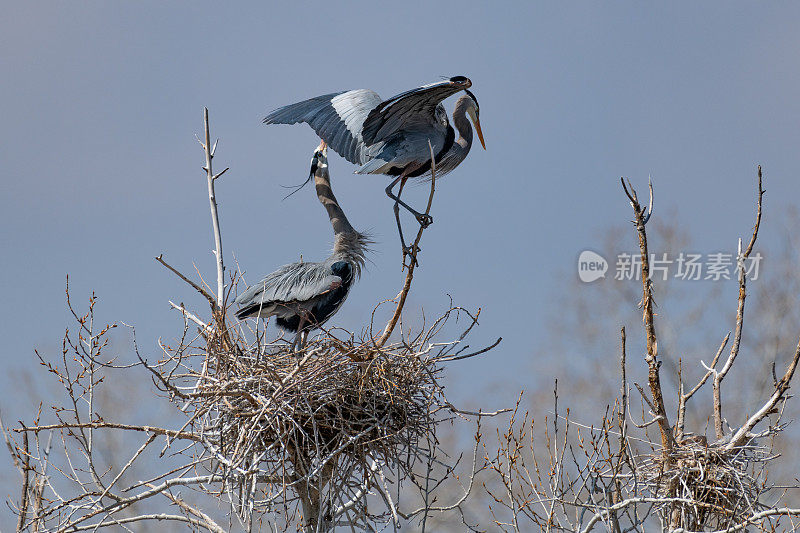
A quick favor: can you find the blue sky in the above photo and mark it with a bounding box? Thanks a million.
[2,2,799,427]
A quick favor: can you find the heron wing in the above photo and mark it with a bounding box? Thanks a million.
[360,80,464,146]
[236,261,343,313]
[263,90,382,165]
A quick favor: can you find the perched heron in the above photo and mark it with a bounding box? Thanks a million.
[263,76,485,254]
[235,143,368,349]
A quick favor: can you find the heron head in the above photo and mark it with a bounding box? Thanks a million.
[449,75,473,89]
[310,141,328,176]
[464,89,485,150]
[313,140,328,163]
[284,142,329,201]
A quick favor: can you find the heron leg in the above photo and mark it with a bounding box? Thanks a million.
[385,175,433,228]
[392,178,420,266]
[292,330,310,353]
[291,315,309,354]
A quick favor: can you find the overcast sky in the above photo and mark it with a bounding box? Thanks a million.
[2,2,799,438]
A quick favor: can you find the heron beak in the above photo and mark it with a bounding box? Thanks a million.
[473,115,486,150]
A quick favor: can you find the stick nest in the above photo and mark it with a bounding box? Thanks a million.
[205,335,440,469]
[638,437,774,529]
[152,305,490,516]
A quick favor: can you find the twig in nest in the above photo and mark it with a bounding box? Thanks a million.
[155,254,215,308]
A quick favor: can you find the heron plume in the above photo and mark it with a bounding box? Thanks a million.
[333,230,371,280]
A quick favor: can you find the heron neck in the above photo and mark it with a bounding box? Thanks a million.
[314,169,356,240]
[452,98,474,152]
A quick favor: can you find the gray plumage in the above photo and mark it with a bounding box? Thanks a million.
[263,76,484,180]
[264,90,381,166]
[235,145,368,347]
[263,76,484,255]
[235,262,343,315]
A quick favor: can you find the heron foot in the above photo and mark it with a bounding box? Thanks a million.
[415,213,433,228]
[402,244,421,268]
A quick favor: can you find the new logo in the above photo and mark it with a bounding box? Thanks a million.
[578,251,608,283]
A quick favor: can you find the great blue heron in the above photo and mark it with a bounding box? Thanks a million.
[235,143,368,349]
[263,76,485,254]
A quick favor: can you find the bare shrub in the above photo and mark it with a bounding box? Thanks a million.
[484,170,800,532]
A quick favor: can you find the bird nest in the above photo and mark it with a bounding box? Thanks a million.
[636,437,774,529]
[201,334,439,470]
[148,305,493,518]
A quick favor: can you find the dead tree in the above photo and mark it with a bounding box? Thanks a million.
[3,109,502,532]
[485,168,800,532]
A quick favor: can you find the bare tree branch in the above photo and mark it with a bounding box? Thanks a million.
[377,141,438,347]
[202,107,226,310]
[621,177,675,453]
[713,166,765,438]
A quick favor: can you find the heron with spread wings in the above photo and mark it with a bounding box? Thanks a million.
[235,143,368,350]
[263,76,485,255]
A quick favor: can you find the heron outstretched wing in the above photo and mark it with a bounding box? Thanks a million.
[263,89,382,165]
[360,78,468,145]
